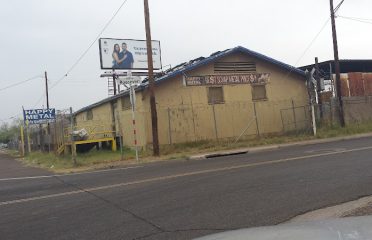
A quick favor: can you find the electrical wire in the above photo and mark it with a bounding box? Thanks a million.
[49,0,129,90]
[339,16,372,22]
[337,15,372,25]
[286,0,345,76]
[5,0,131,121]
[284,17,331,78]
[0,75,42,92]
[334,0,345,13]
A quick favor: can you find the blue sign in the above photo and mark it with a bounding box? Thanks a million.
[23,108,56,124]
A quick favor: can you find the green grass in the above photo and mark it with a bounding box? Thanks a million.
[17,120,372,173]
[22,147,137,172]
[157,121,372,158]
[158,132,314,156]
[5,149,21,158]
[317,121,372,138]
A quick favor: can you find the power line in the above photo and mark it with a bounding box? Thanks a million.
[284,17,331,79]
[19,0,130,115]
[285,0,346,76]
[334,0,345,13]
[0,75,42,92]
[50,0,129,90]
[2,89,46,123]
[337,15,372,25]
[339,15,372,22]
[32,94,45,109]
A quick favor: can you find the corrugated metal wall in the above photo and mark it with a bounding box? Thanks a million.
[340,73,372,97]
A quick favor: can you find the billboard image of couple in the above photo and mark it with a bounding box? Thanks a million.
[99,38,162,70]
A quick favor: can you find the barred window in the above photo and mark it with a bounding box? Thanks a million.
[121,96,131,110]
[208,87,224,104]
[86,110,93,120]
[252,84,267,101]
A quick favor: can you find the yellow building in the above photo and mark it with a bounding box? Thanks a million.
[74,46,309,148]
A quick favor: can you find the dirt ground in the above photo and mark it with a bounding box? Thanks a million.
[344,203,372,217]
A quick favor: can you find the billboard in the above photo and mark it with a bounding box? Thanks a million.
[99,38,162,70]
[23,108,56,124]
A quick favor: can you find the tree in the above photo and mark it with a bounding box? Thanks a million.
[0,121,20,144]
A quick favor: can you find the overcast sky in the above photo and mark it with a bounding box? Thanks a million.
[0,0,371,123]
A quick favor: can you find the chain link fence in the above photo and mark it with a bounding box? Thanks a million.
[139,99,313,145]
[8,96,372,154]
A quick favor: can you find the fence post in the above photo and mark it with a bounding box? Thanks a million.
[53,120,57,153]
[167,107,172,144]
[190,99,197,142]
[253,102,260,137]
[212,103,218,140]
[69,107,77,166]
[129,85,139,161]
[26,122,31,154]
[115,111,124,161]
[20,125,25,157]
[39,124,43,152]
[311,104,317,136]
[280,109,285,132]
[330,100,333,126]
[291,99,297,131]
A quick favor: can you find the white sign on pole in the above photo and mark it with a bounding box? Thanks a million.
[118,76,142,85]
[99,38,162,70]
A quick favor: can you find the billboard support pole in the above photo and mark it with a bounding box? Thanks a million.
[144,0,160,156]
[112,70,117,95]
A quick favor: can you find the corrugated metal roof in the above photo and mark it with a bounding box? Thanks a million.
[74,46,305,115]
[300,59,372,74]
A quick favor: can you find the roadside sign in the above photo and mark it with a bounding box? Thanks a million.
[118,76,141,85]
[23,108,56,124]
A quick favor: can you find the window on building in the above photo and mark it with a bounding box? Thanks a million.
[252,84,267,101]
[214,62,256,73]
[86,110,93,120]
[208,87,224,104]
[121,96,131,110]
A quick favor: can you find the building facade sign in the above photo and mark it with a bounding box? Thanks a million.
[185,73,270,86]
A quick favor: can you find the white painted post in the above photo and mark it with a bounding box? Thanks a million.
[311,104,317,136]
[130,84,139,161]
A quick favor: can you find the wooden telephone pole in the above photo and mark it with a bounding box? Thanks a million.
[329,0,345,127]
[144,0,160,156]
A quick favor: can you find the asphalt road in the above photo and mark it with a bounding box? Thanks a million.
[1,136,372,240]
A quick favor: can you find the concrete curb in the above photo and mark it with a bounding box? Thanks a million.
[289,196,372,222]
[189,132,372,160]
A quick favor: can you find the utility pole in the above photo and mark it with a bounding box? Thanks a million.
[329,0,345,127]
[45,71,51,152]
[144,0,160,156]
[45,71,50,109]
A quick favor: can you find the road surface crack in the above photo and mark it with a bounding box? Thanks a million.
[133,227,234,240]
[52,176,165,233]
[53,176,233,239]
